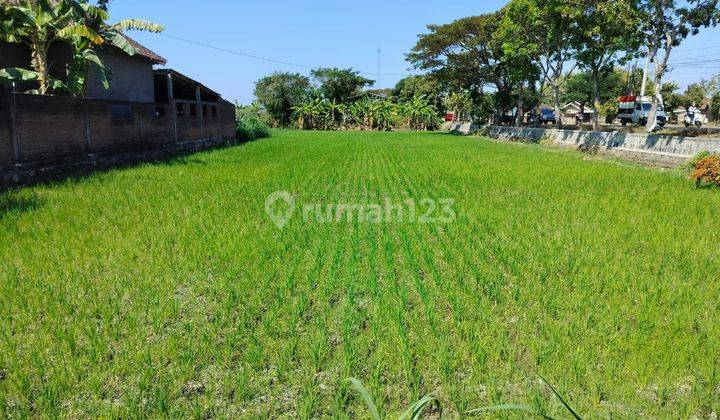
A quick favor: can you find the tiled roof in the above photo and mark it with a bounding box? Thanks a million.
[120,34,166,65]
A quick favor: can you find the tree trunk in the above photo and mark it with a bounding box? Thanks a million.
[592,69,601,131]
[516,84,525,127]
[553,82,562,129]
[30,44,50,95]
[647,42,672,132]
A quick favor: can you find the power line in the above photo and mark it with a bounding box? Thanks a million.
[159,33,416,78]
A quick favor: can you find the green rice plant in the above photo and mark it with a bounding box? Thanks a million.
[1,130,719,417]
[348,378,442,420]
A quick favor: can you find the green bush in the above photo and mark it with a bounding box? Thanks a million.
[691,154,720,188]
[682,151,711,173]
[236,116,270,141]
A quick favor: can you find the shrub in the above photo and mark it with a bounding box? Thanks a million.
[236,115,270,142]
[682,151,711,173]
[691,154,720,187]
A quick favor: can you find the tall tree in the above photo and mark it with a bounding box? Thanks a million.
[254,72,311,127]
[311,67,374,104]
[501,0,577,128]
[407,12,517,120]
[640,0,720,131]
[393,75,445,115]
[573,0,640,130]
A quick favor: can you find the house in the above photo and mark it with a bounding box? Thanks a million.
[0,2,236,179]
[0,35,166,102]
[561,101,596,122]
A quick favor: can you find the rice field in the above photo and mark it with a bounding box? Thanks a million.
[1,130,719,418]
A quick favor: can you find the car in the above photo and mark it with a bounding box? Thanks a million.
[618,96,666,127]
[539,109,557,125]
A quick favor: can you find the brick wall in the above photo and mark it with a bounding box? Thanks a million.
[0,94,12,166]
[0,93,236,166]
[15,94,87,162]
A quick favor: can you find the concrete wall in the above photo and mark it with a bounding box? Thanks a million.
[0,93,236,167]
[86,48,156,103]
[445,123,720,167]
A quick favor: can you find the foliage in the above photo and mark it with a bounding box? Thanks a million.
[236,115,270,142]
[639,0,720,130]
[501,0,578,127]
[661,82,685,114]
[443,91,472,122]
[292,98,336,130]
[393,75,445,115]
[311,67,374,104]
[684,83,707,106]
[254,72,311,127]
[0,0,162,96]
[348,378,442,420]
[407,12,518,118]
[712,93,720,121]
[292,96,440,131]
[600,100,619,123]
[398,96,440,130]
[572,0,641,129]
[682,151,712,172]
[561,70,629,107]
[691,154,720,187]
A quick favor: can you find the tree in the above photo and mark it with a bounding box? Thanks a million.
[311,67,374,104]
[711,93,720,122]
[640,0,720,131]
[661,82,684,117]
[408,12,517,121]
[0,0,103,94]
[573,0,640,130]
[684,83,706,107]
[561,69,634,118]
[0,0,163,96]
[444,91,472,122]
[393,75,445,114]
[501,0,578,128]
[254,72,311,127]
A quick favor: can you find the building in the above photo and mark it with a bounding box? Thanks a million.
[562,101,596,122]
[0,35,166,103]
[0,2,236,182]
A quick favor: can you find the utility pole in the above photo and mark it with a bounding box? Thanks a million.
[377,47,381,91]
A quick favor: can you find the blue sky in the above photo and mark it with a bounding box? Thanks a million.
[112,1,720,104]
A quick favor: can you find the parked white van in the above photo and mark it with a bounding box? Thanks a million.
[618,96,667,127]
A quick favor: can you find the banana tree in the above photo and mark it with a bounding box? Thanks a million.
[0,0,163,96]
[0,0,104,94]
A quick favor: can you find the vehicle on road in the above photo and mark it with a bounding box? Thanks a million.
[618,96,666,127]
[539,109,557,125]
[684,111,707,128]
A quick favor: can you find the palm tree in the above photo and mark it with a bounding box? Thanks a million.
[0,0,163,95]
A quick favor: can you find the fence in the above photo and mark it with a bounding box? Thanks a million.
[0,92,236,167]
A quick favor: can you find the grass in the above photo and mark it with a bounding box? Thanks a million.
[1,129,719,418]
